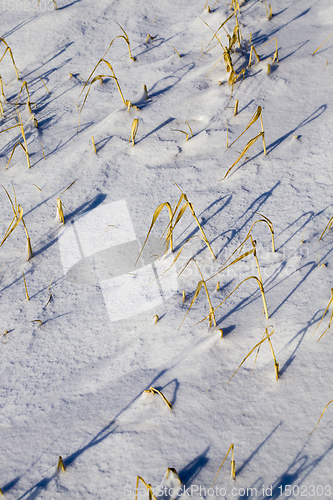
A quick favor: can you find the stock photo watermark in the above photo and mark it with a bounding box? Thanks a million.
[125,483,332,498]
[1,0,56,12]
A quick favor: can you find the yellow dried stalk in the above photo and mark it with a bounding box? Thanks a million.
[56,198,65,225]
[308,400,333,436]
[16,81,33,114]
[22,270,30,301]
[223,132,263,179]
[264,1,272,19]
[225,106,262,150]
[253,327,278,378]
[0,205,23,246]
[135,202,174,264]
[248,44,260,67]
[312,34,332,56]
[31,319,42,326]
[319,215,333,240]
[61,181,75,194]
[226,122,229,147]
[178,258,217,330]
[201,275,269,326]
[212,443,235,486]
[312,289,333,341]
[144,386,172,410]
[0,38,20,80]
[129,118,139,146]
[143,84,149,100]
[182,290,186,302]
[228,328,275,383]
[0,75,6,100]
[173,184,216,259]
[135,477,158,500]
[234,99,239,116]
[80,59,126,111]
[57,456,65,472]
[166,467,181,483]
[154,314,159,323]
[169,42,181,58]
[0,486,2,495]
[146,34,155,43]
[23,219,33,261]
[7,108,31,169]
[92,136,97,153]
[115,22,136,60]
[40,141,46,160]
[203,12,235,51]
[216,281,220,291]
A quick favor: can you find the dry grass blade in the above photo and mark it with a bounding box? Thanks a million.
[80,59,126,109]
[61,181,76,194]
[22,270,30,301]
[312,289,333,341]
[312,34,331,56]
[173,183,216,259]
[226,106,262,151]
[0,205,23,246]
[308,400,333,436]
[203,12,234,51]
[0,37,20,80]
[200,275,269,325]
[144,386,172,410]
[222,132,263,179]
[173,129,189,141]
[228,328,274,383]
[319,215,333,241]
[211,444,235,486]
[115,22,136,60]
[16,81,33,114]
[135,477,158,500]
[129,118,139,146]
[56,198,65,225]
[169,42,181,57]
[135,202,173,265]
[92,136,97,153]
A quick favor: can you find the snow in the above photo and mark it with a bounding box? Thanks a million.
[0,0,333,498]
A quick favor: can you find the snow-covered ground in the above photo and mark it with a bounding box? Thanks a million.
[0,0,333,498]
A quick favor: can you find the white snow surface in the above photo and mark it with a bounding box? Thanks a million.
[0,0,333,498]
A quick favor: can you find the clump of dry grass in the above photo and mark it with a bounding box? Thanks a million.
[1,186,33,261]
[80,58,126,116]
[178,258,217,329]
[222,105,266,179]
[212,443,235,485]
[136,185,216,265]
[228,326,276,383]
[0,108,32,169]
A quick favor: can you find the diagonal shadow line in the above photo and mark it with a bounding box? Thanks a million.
[268,261,316,317]
[237,423,282,476]
[266,105,326,154]
[259,442,333,500]
[16,367,172,499]
[138,117,175,143]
